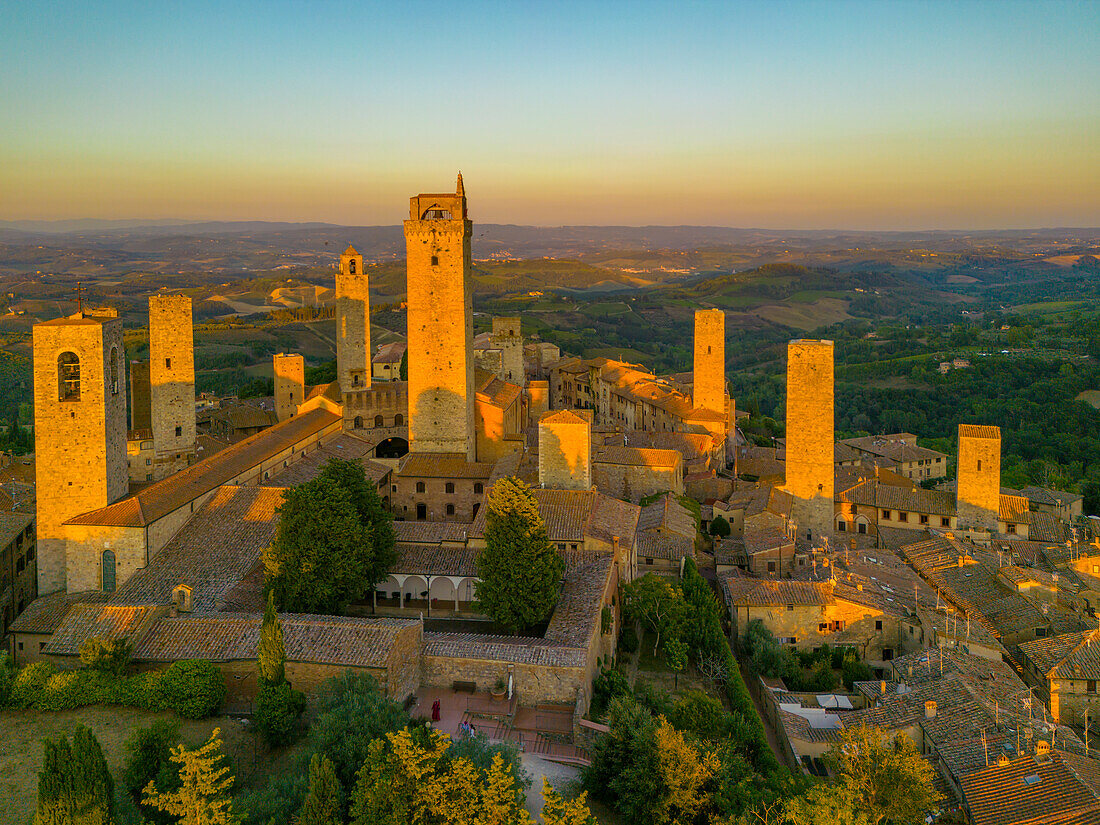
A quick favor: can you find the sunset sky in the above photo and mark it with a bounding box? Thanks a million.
[2,0,1098,228]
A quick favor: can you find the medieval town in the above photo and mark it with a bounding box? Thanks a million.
[2,174,1099,824]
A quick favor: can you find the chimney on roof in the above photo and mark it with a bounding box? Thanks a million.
[925,700,937,719]
[1036,740,1051,759]
[998,753,1010,766]
[880,680,887,695]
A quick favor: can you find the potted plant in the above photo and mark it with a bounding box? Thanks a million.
[491,677,507,703]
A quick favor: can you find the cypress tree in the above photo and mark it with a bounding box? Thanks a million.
[474,476,564,632]
[258,591,286,687]
[297,754,343,825]
[34,726,114,825]
[34,737,73,825]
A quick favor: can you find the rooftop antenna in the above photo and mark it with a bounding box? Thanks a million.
[982,729,989,766]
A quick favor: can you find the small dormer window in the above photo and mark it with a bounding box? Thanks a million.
[172,584,193,612]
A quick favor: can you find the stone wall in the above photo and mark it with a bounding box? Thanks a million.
[390,473,485,522]
[273,353,305,422]
[420,655,587,705]
[149,295,196,479]
[491,317,524,386]
[33,313,128,594]
[538,411,591,490]
[129,360,151,430]
[783,340,834,540]
[592,459,683,502]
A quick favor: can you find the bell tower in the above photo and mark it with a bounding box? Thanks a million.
[337,245,370,392]
[404,173,475,459]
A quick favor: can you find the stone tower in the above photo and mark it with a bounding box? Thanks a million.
[491,317,525,386]
[274,353,305,422]
[783,339,834,541]
[129,360,151,430]
[693,309,725,413]
[404,173,475,460]
[957,424,1001,532]
[149,295,196,479]
[33,310,128,594]
[538,409,592,490]
[337,245,370,392]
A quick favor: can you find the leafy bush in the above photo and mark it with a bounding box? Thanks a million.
[0,652,14,706]
[255,682,307,747]
[709,515,731,537]
[160,660,226,719]
[79,636,133,677]
[670,689,727,739]
[441,731,531,804]
[842,655,874,690]
[123,719,182,825]
[590,666,631,719]
[10,661,56,708]
[618,624,639,654]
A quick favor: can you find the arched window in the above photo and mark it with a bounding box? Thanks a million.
[445,482,454,494]
[110,347,119,394]
[101,549,116,592]
[353,415,363,429]
[446,504,455,516]
[375,414,384,427]
[416,481,425,493]
[394,414,403,426]
[474,482,483,495]
[58,352,81,400]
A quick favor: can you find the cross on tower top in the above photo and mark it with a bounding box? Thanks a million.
[74,281,86,314]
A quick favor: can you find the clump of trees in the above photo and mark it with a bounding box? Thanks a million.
[474,476,564,633]
[34,725,114,825]
[265,458,396,614]
[743,621,873,692]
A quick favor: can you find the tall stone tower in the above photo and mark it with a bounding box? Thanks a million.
[404,174,475,460]
[33,310,128,594]
[337,245,370,392]
[149,295,196,479]
[129,360,151,430]
[783,339,834,541]
[693,309,725,413]
[273,353,305,422]
[491,317,525,386]
[538,409,592,490]
[957,424,1001,532]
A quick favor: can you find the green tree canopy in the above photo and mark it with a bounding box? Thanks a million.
[34,725,114,825]
[709,515,731,538]
[298,754,343,825]
[264,459,396,614]
[258,591,286,687]
[142,730,238,825]
[475,476,565,633]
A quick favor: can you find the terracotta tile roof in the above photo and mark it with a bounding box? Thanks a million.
[960,751,1100,825]
[635,531,694,561]
[372,341,407,364]
[637,495,696,539]
[1028,512,1067,543]
[959,424,1001,440]
[721,577,834,607]
[624,431,712,461]
[0,510,32,550]
[475,373,522,409]
[539,409,589,426]
[594,445,681,469]
[1020,630,1100,680]
[110,486,285,611]
[44,603,160,655]
[65,407,341,527]
[398,453,494,480]
[212,403,279,430]
[841,435,947,465]
[9,590,111,634]
[132,613,418,668]
[743,527,794,556]
[260,432,390,488]
[1000,494,1032,525]
[393,520,473,544]
[875,484,956,517]
[393,544,479,577]
[470,488,639,551]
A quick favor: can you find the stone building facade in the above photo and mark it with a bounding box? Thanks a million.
[404,175,475,460]
[149,295,196,479]
[33,310,128,595]
[957,424,1001,532]
[692,308,725,414]
[391,452,491,522]
[783,340,834,540]
[273,352,305,422]
[337,245,371,393]
[491,316,524,386]
[539,409,592,490]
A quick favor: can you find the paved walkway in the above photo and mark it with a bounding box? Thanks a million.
[521,753,582,818]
